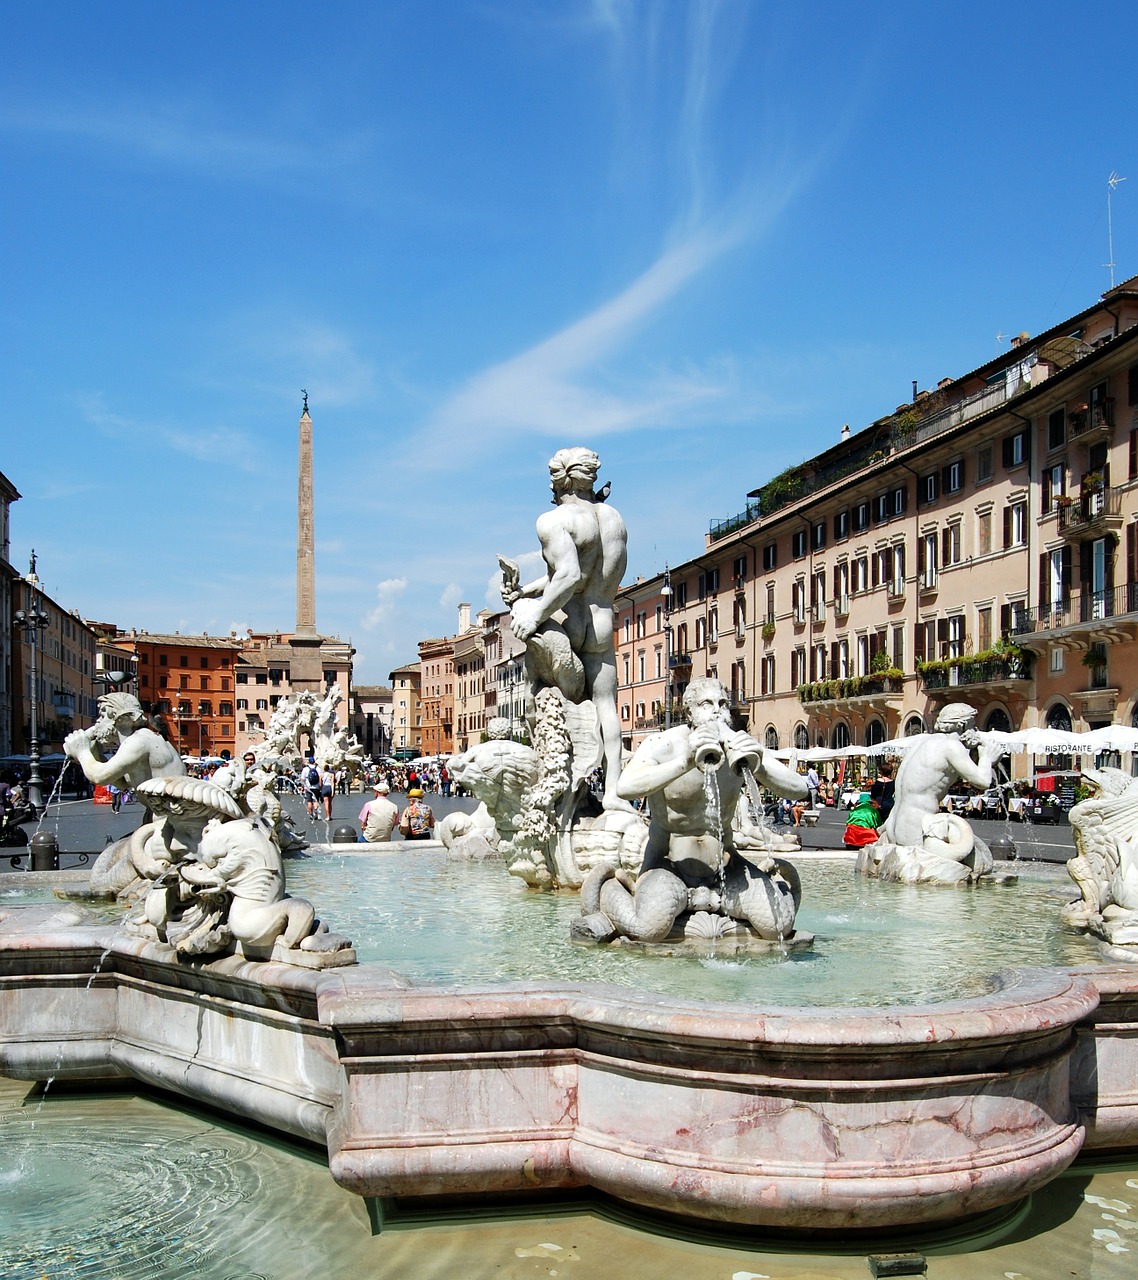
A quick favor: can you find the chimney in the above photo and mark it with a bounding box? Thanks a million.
[458,602,471,633]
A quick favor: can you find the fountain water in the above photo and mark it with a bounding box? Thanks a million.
[3,446,1138,1243]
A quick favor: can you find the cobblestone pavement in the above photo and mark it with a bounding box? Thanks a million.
[2,788,1075,872]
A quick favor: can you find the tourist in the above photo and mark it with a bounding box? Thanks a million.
[877,765,896,822]
[358,781,398,843]
[319,764,335,821]
[303,758,321,819]
[399,788,435,841]
[805,765,821,810]
[843,789,882,847]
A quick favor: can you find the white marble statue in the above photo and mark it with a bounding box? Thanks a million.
[63,693,187,896]
[257,685,363,775]
[443,717,538,859]
[1062,767,1138,956]
[859,702,1001,885]
[501,446,628,813]
[129,773,354,966]
[574,678,808,946]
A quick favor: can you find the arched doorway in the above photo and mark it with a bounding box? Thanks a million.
[794,723,809,752]
[865,719,886,748]
[903,715,924,737]
[831,722,851,750]
[984,708,1012,734]
[764,726,779,751]
[1045,702,1074,773]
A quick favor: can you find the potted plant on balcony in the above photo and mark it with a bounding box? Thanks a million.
[761,621,776,642]
[1082,472,1104,493]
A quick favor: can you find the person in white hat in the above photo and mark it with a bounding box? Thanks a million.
[358,779,399,843]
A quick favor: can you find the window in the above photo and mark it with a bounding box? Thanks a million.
[1042,462,1065,513]
[762,542,777,572]
[708,607,718,645]
[179,675,189,690]
[791,646,807,687]
[941,523,961,566]
[833,510,849,541]
[706,567,719,593]
[919,472,938,505]
[655,604,663,631]
[792,579,806,624]
[919,532,938,588]
[256,698,268,711]
[199,655,208,669]
[732,554,747,582]
[791,530,807,559]
[1003,501,1027,548]
[1003,429,1028,469]
[892,624,904,671]
[811,521,826,551]
[891,483,908,516]
[159,675,168,689]
[638,652,645,682]
[1047,408,1066,451]
[236,671,248,684]
[853,501,870,533]
[695,617,706,649]
[944,615,965,659]
[760,654,775,696]
[623,617,631,644]
[159,654,168,667]
[199,675,209,690]
[236,698,248,710]
[874,492,890,523]
[220,678,230,691]
[1050,647,1064,673]
[977,607,992,653]
[943,458,964,493]
[978,510,992,555]
[636,611,646,639]
[811,570,826,618]
[833,560,849,610]
[179,655,189,668]
[674,581,687,608]
[975,445,993,484]
[764,586,775,624]
[852,555,869,594]
[198,700,212,716]
[654,647,663,679]
[733,596,746,637]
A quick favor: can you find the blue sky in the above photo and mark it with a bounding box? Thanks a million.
[3,1,1135,683]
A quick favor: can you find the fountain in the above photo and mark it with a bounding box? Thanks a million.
[2,447,1138,1244]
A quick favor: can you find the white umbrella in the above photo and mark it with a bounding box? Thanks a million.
[1082,725,1138,753]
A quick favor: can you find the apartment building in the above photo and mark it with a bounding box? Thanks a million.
[350,685,393,760]
[614,576,671,751]
[0,469,20,756]
[481,609,527,739]
[9,566,99,756]
[679,276,1138,769]
[388,662,421,758]
[417,631,454,759]
[453,606,494,752]
[121,631,243,758]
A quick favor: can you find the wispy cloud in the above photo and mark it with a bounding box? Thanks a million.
[76,393,261,471]
[0,100,368,180]
[362,577,408,631]
[439,583,464,612]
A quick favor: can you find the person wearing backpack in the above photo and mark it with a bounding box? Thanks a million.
[303,758,321,819]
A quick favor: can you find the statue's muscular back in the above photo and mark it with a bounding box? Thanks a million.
[536,497,627,651]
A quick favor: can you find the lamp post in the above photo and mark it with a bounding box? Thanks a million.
[14,555,51,815]
[661,567,674,729]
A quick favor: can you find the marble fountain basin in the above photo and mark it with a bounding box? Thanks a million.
[1,852,1136,1232]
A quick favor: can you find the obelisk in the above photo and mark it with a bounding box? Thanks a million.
[288,391,324,693]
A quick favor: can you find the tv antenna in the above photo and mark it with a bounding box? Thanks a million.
[1106,171,1127,288]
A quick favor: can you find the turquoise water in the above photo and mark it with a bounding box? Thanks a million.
[286,853,1100,1008]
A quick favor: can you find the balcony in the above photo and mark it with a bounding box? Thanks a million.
[733,574,746,594]
[1068,398,1114,444]
[887,578,906,605]
[797,672,904,706]
[918,569,939,594]
[1012,582,1138,647]
[1056,484,1123,539]
[668,652,692,670]
[811,601,825,624]
[833,594,850,618]
[918,651,1033,697]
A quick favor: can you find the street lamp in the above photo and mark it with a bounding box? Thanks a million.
[14,554,51,815]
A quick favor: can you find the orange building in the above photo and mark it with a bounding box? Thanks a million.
[123,631,243,759]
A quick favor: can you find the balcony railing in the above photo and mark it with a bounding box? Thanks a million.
[919,569,938,592]
[1056,485,1122,534]
[668,652,692,669]
[919,652,1033,693]
[1069,399,1114,439]
[887,578,906,600]
[1010,582,1138,634]
[833,594,850,617]
[797,673,904,704]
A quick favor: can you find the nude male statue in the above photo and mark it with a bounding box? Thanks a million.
[64,692,185,793]
[618,677,807,879]
[576,678,808,943]
[881,702,1003,848]
[502,447,628,810]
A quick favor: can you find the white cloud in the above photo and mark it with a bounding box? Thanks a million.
[76,393,260,472]
[438,582,464,612]
[0,100,368,181]
[362,577,408,631]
